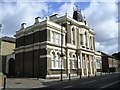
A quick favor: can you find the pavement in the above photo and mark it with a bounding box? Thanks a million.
[4,75,82,89]
[36,72,120,90]
[2,72,118,89]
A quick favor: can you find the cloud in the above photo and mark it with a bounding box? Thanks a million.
[1,1,118,55]
[52,2,75,17]
[84,1,118,54]
[2,2,49,37]
[53,1,118,54]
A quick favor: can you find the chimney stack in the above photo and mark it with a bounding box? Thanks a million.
[35,17,41,24]
[46,16,49,21]
[21,23,26,29]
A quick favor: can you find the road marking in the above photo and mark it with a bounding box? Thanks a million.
[55,85,73,90]
[82,80,96,84]
[63,85,73,88]
[100,80,120,89]
[101,77,111,80]
[101,75,118,80]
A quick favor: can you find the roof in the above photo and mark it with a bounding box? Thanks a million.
[101,52,113,58]
[1,36,16,43]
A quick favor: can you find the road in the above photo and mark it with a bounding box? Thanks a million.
[31,73,120,90]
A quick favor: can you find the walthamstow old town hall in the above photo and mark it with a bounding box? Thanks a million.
[14,7,102,78]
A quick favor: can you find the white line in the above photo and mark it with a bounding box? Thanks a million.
[55,86,73,90]
[63,86,73,88]
[100,80,120,89]
[101,75,118,80]
[101,77,111,80]
[82,80,96,84]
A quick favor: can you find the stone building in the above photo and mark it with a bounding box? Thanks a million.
[95,51,102,72]
[101,52,119,73]
[15,8,101,78]
[0,36,15,76]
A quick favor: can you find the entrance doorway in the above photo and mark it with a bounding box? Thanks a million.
[8,58,15,77]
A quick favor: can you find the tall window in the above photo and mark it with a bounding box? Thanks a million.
[56,53,61,68]
[85,32,87,46]
[90,36,92,49]
[80,34,83,45]
[51,52,64,69]
[61,34,64,45]
[96,59,100,68]
[71,54,77,69]
[51,31,63,45]
[56,34,59,44]
[52,32,55,44]
[72,28,75,45]
[52,52,56,68]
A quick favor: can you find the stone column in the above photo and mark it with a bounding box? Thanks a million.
[85,54,88,76]
[90,55,93,75]
[93,36,95,50]
[93,56,96,75]
[78,55,80,69]
[80,53,84,76]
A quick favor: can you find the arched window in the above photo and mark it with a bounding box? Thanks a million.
[56,52,60,68]
[51,52,56,68]
[80,34,83,45]
[51,51,64,69]
[90,36,92,49]
[71,53,76,69]
[8,58,15,77]
[72,28,75,45]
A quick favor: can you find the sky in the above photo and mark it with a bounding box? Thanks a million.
[0,0,119,55]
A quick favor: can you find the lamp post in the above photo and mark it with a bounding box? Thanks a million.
[60,23,63,81]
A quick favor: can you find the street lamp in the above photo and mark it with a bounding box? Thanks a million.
[60,23,64,81]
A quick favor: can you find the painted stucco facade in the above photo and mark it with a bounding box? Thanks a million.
[15,9,101,78]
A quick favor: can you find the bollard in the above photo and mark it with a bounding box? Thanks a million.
[3,77,6,89]
[95,72,97,77]
[101,72,102,76]
[88,74,90,77]
[69,73,71,80]
[80,72,81,79]
[88,72,90,77]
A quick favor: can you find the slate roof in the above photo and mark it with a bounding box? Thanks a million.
[1,36,16,43]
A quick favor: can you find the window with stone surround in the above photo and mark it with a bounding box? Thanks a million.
[71,54,77,69]
[51,51,64,69]
[90,36,92,49]
[51,31,63,45]
[85,32,87,46]
[72,28,75,45]
[80,34,83,45]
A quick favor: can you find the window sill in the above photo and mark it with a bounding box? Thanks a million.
[50,68,65,70]
[70,68,77,70]
[82,45,85,48]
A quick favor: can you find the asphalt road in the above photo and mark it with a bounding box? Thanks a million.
[31,73,120,90]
